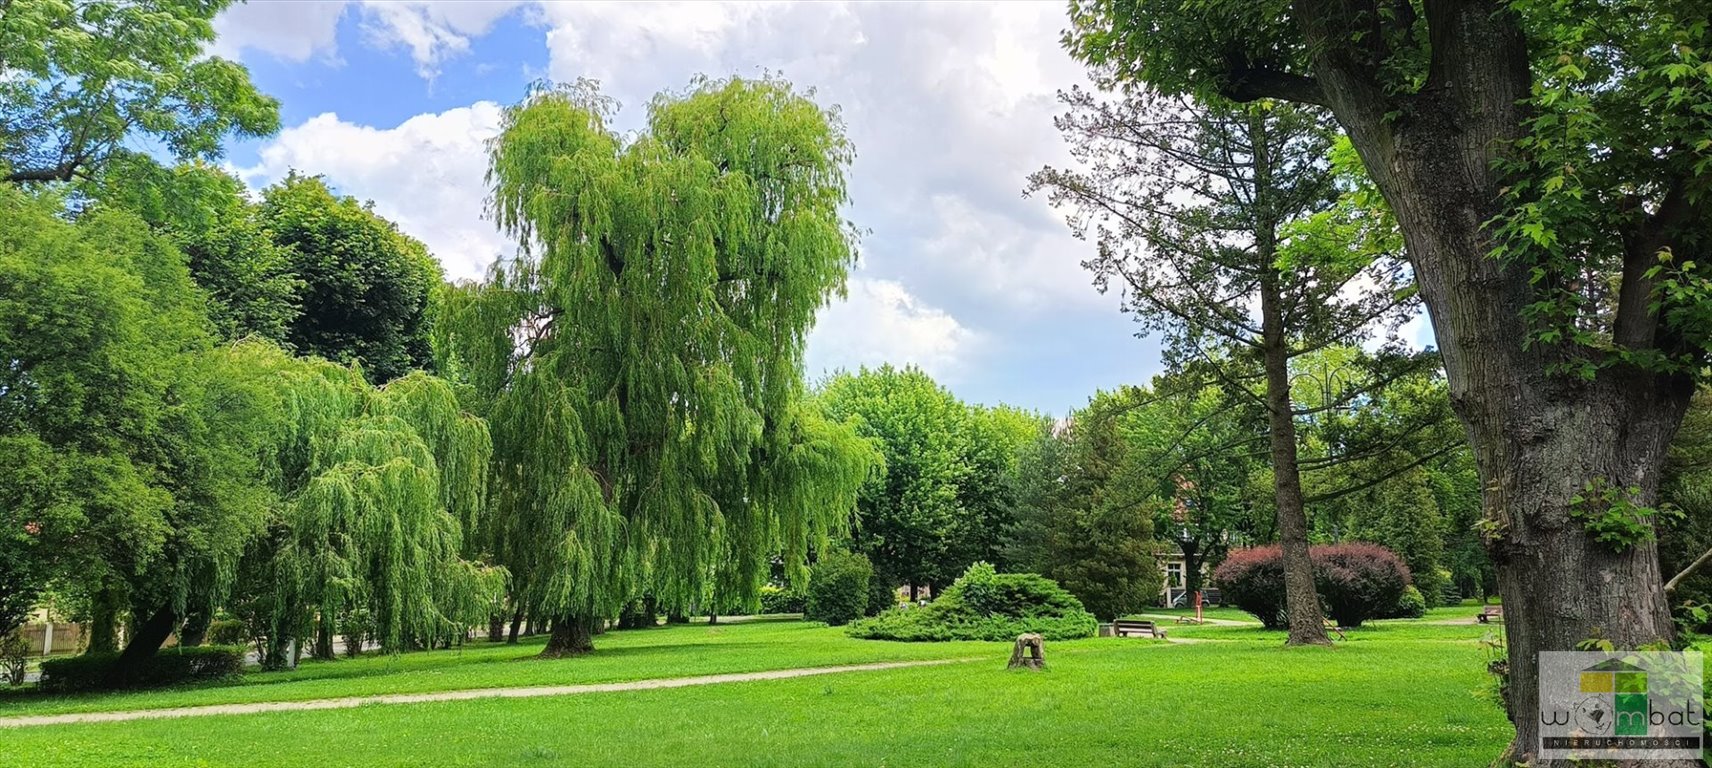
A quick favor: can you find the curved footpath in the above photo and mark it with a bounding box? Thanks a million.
[0,658,975,729]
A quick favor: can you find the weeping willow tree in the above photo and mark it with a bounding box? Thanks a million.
[441,76,878,656]
[231,342,502,665]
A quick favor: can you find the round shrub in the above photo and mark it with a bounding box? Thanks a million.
[207,618,249,647]
[806,550,873,626]
[1213,543,1413,628]
[1386,585,1428,619]
[847,562,1098,642]
[758,585,807,615]
[1212,546,1290,629]
[1316,543,1412,626]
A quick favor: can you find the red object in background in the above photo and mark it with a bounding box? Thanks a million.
[1194,590,1203,623]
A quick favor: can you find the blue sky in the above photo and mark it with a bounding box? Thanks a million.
[208,2,1201,415]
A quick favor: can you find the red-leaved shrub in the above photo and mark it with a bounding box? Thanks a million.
[1212,543,1412,628]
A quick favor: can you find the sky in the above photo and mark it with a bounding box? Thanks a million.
[207,1,1170,416]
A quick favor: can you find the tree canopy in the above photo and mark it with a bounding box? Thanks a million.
[260,174,442,383]
[0,0,278,184]
[438,76,877,655]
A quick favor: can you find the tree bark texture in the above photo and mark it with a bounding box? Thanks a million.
[102,603,176,687]
[1253,111,1330,647]
[1277,2,1697,760]
[541,615,596,658]
[177,608,211,647]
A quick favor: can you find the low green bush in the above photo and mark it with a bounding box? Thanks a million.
[207,619,249,647]
[1,631,28,686]
[758,585,807,614]
[38,645,246,692]
[806,550,873,626]
[847,562,1098,642]
[1386,585,1428,619]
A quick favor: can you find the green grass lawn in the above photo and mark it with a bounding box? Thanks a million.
[0,618,995,717]
[0,616,1514,767]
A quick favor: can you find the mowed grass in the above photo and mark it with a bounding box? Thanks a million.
[0,618,995,717]
[0,617,1513,767]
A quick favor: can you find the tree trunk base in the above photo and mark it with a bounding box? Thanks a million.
[540,616,595,658]
[103,603,177,688]
[1007,633,1045,670]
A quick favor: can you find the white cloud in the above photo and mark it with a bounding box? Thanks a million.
[237,104,510,282]
[528,1,1101,313]
[210,0,519,76]
[806,278,981,382]
[360,2,524,78]
[209,1,347,63]
[916,194,1101,311]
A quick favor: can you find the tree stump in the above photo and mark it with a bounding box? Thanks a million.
[1008,632,1045,670]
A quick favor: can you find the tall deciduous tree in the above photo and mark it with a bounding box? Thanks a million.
[1066,1,1710,757]
[817,366,966,597]
[0,188,276,681]
[1029,92,1412,644]
[462,77,876,656]
[260,174,442,383]
[0,0,278,184]
[90,158,301,344]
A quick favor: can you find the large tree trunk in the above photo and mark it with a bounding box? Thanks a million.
[1260,272,1331,646]
[1288,5,1696,760]
[1254,112,1330,647]
[313,616,335,660]
[102,603,176,688]
[488,613,504,642]
[507,609,523,644]
[541,615,595,658]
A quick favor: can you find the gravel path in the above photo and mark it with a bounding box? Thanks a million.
[1131,613,1260,627]
[0,658,973,729]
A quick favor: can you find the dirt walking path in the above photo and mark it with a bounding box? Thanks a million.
[0,658,973,729]
[1132,613,1259,627]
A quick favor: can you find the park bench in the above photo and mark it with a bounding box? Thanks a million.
[1113,619,1167,639]
[1476,605,1504,624]
[1324,620,1348,641]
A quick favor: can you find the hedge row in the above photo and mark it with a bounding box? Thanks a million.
[38,645,246,692]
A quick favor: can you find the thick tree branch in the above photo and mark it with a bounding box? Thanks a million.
[1220,62,1329,108]
[1615,178,1696,350]
[1301,441,1461,504]
[1666,547,1712,594]
[3,161,81,184]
